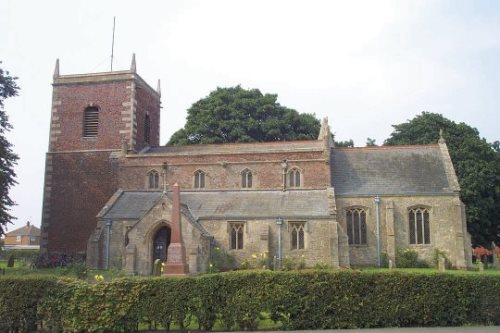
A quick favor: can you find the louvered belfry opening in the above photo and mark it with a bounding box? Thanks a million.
[83,106,99,138]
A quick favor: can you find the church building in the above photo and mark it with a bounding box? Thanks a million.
[40,56,472,275]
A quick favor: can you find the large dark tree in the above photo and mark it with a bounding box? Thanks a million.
[0,63,19,236]
[168,86,320,145]
[385,112,500,247]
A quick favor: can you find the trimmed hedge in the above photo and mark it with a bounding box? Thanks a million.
[0,270,499,332]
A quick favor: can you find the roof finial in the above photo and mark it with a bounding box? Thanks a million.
[53,58,60,80]
[130,53,136,72]
[438,128,446,144]
[157,79,161,97]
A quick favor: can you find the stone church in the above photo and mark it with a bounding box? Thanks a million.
[40,56,472,275]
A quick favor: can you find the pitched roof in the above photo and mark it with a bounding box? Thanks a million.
[139,140,324,156]
[6,223,41,237]
[102,192,161,220]
[102,189,330,221]
[331,145,453,196]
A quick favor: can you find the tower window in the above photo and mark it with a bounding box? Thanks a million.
[83,106,99,138]
[144,114,151,144]
[194,170,205,189]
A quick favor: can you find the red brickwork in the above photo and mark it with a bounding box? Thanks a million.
[134,81,161,151]
[45,152,119,253]
[41,69,161,254]
[51,80,132,151]
[119,150,330,190]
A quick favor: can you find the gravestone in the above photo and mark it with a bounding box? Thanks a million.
[438,257,446,272]
[478,261,484,272]
[388,259,393,270]
[153,259,162,276]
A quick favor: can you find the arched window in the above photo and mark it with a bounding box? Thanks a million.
[229,222,244,250]
[409,207,430,244]
[288,168,301,187]
[241,169,252,188]
[290,222,305,250]
[83,106,99,138]
[144,113,151,144]
[346,208,367,245]
[148,170,159,189]
[194,170,205,189]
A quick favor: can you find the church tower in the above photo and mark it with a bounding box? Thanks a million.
[40,56,161,255]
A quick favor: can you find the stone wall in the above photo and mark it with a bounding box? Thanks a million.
[200,218,342,268]
[335,194,472,268]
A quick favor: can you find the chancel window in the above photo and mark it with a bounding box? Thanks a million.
[346,208,367,245]
[229,222,244,250]
[288,168,301,187]
[148,170,159,189]
[241,169,253,188]
[290,222,305,250]
[194,170,205,189]
[409,207,430,245]
[83,106,99,138]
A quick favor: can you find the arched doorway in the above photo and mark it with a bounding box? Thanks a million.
[152,226,171,263]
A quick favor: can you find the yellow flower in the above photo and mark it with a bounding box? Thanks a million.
[209,263,213,268]
[251,254,257,259]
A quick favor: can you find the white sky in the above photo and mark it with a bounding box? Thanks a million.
[1,0,499,231]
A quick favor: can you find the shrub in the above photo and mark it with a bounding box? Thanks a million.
[396,248,429,268]
[432,248,453,269]
[0,270,499,331]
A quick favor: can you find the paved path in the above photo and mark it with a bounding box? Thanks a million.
[226,327,500,333]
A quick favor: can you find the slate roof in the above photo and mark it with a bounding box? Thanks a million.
[102,192,161,220]
[6,223,41,237]
[102,190,330,221]
[331,145,452,196]
[141,140,324,156]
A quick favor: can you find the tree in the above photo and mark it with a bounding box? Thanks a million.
[366,137,377,146]
[385,112,500,247]
[168,86,320,144]
[0,63,19,236]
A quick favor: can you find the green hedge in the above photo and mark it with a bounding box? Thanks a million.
[0,271,499,332]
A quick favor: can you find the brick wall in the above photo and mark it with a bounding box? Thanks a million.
[44,152,119,254]
[119,150,330,190]
[134,81,161,151]
[50,80,132,151]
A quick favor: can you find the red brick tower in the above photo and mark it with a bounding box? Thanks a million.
[40,55,161,255]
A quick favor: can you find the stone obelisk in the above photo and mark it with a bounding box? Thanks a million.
[164,183,189,275]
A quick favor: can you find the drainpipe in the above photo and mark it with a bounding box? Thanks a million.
[276,217,284,269]
[105,219,112,270]
[374,195,381,267]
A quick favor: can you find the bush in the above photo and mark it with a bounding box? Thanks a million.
[0,270,499,332]
[396,248,429,268]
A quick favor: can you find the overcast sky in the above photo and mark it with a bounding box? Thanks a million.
[1,0,499,231]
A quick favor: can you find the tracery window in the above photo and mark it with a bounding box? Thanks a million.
[83,106,99,138]
[409,207,430,245]
[290,222,305,250]
[288,168,301,187]
[241,169,253,188]
[346,208,367,245]
[194,170,205,189]
[148,170,159,189]
[229,222,244,250]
